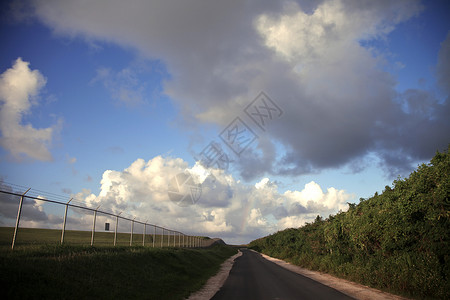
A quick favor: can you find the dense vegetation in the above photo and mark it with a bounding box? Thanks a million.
[250,147,449,299]
[0,244,237,299]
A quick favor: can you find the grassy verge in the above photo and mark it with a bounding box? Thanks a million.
[1,242,237,299]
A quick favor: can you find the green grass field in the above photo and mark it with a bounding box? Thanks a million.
[0,227,237,299]
[0,227,195,249]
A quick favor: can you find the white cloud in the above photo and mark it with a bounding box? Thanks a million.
[0,58,59,161]
[71,155,352,244]
[255,177,270,189]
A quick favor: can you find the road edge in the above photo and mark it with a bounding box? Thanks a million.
[252,250,410,300]
[186,250,243,300]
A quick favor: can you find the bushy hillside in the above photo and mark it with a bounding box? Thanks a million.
[250,147,449,299]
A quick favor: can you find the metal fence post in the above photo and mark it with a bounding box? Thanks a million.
[11,188,30,250]
[91,205,101,246]
[161,228,164,247]
[61,198,73,245]
[153,225,156,248]
[143,220,147,247]
[114,212,122,246]
[130,217,136,246]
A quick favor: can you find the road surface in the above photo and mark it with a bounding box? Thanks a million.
[211,249,354,300]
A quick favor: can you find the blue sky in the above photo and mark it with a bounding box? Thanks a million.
[1,0,449,244]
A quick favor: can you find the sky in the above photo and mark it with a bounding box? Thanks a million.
[0,0,449,244]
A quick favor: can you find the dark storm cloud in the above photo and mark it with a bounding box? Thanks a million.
[17,0,449,181]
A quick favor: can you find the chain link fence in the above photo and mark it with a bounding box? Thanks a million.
[0,183,206,250]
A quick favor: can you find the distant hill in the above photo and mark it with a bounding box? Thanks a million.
[250,146,449,299]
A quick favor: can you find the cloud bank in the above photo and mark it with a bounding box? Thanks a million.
[0,58,58,161]
[17,0,449,179]
[71,156,352,244]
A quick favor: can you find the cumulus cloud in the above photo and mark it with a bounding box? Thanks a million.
[17,0,448,179]
[0,57,59,161]
[69,156,352,244]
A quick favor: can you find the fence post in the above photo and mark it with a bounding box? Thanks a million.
[130,217,136,246]
[11,188,31,250]
[61,198,73,245]
[161,228,164,247]
[143,220,147,247]
[91,205,101,246]
[114,212,122,246]
[153,225,156,248]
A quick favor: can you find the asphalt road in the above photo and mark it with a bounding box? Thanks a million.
[211,249,354,300]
